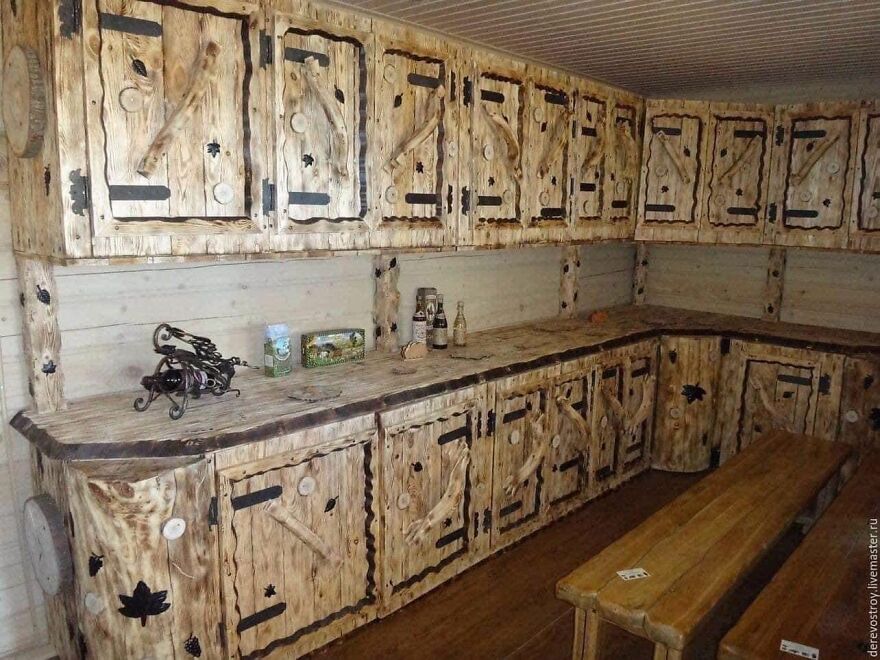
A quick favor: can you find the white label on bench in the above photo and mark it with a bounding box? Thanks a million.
[780,640,819,659]
[616,568,649,581]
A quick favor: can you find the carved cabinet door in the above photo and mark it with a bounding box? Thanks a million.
[271,9,373,252]
[490,367,558,549]
[591,341,658,492]
[546,362,593,519]
[653,336,720,472]
[81,0,267,257]
[602,95,644,237]
[217,428,379,659]
[850,101,880,252]
[714,341,844,462]
[371,23,459,248]
[699,103,774,245]
[766,102,860,249]
[377,387,490,614]
[569,82,610,241]
[459,51,528,247]
[838,356,880,449]
[521,66,572,244]
[636,99,709,243]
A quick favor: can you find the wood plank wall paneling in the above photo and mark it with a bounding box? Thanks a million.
[576,243,637,314]
[645,244,880,333]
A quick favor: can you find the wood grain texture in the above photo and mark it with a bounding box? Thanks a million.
[559,245,579,317]
[558,430,852,655]
[372,254,399,352]
[719,452,880,660]
[761,247,787,321]
[632,242,647,304]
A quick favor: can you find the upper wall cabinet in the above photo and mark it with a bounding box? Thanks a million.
[371,22,459,248]
[82,0,268,257]
[851,101,880,252]
[520,66,572,244]
[698,103,774,245]
[636,99,709,242]
[766,102,860,250]
[459,51,528,247]
[270,7,373,252]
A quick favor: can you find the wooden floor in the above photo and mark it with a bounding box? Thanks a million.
[311,470,705,660]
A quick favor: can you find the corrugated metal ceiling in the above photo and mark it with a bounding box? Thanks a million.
[328,0,880,102]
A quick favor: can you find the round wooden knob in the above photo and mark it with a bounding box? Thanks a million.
[502,189,514,205]
[582,200,592,213]
[799,190,812,202]
[615,181,627,195]
[290,112,308,134]
[826,161,840,175]
[213,182,235,205]
[84,592,105,615]
[298,476,316,496]
[482,143,495,161]
[655,164,669,178]
[669,407,682,420]
[509,429,521,445]
[533,106,545,123]
[447,140,457,158]
[539,191,551,206]
[162,517,186,540]
[844,409,860,423]
[3,45,47,158]
[384,185,399,204]
[118,87,145,113]
[551,435,561,448]
[397,493,411,510]
[23,495,72,596]
[383,64,397,84]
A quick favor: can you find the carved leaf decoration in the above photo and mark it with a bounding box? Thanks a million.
[35,285,51,305]
[681,383,706,404]
[118,580,170,626]
[334,86,345,104]
[184,635,202,657]
[264,584,276,598]
[324,496,337,513]
[88,554,104,577]
[870,408,880,432]
[394,94,402,108]
[132,58,148,78]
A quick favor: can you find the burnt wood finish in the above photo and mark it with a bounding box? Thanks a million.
[838,355,880,449]
[851,100,880,252]
[13,305,880,461]
[558,430,853,659]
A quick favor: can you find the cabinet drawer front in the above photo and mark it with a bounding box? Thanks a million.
[84,0,264,236]
[381,400,479,594]
[218,432,377,659]
[277,21,370,232]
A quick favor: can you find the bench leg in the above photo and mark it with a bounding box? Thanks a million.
[572,608,603,660]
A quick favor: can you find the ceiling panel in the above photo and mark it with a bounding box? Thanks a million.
[328,0,880,102]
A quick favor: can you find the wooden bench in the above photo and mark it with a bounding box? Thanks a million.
[719,452,880,660]
[556,430,853,660]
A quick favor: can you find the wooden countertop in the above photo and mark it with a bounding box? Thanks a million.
[12,305,880,461]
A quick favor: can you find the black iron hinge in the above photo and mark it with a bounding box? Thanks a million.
[208,497,218,527]
[58,0,83,38]
[262,179,276,214]
[69,170,90,216]
[259,30,273,68]
[463,77,472,106]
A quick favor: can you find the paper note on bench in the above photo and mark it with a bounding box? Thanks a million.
[616,568,649,581]
[780,640,819,659]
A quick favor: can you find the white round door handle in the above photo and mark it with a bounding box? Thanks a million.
[483,143,495,161]
[669,407,682,420]
[539,191,551,206]
[298,476,316,496]
[384,186,399,204]
[509,429,521,445]
[213,182,235,205]
[533,106,545,123]
[615,181,627,195]
[119,87,145,113]
[383,64,397,84]
[290,112,308,134]
[502,189,514,205]
[397,493,411,510]
[162,517,186,541]
[844,409,860,423]
[582,200,592,213]
[551,435,561,448]
[84,592,105,615]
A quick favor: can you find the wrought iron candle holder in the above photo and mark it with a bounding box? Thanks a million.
[134,323,254,420]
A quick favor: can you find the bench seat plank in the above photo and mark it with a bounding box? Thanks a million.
[719,453,880,660]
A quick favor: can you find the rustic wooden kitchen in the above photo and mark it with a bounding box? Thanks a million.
[0,1,878,659]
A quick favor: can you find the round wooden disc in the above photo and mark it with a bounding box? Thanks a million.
[118,87,145,113]
[213,182,235,205]
[290,112,308,134]
[2,46,47,158]
[23,495,73,596]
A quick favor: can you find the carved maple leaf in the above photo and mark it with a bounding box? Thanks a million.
[118,581,170,626]
[681,383,707,404]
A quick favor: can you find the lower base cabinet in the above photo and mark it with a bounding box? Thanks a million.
[839,356,880,449]
[377,386,491,615]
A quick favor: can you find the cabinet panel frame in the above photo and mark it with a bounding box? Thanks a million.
[850,100,880,252]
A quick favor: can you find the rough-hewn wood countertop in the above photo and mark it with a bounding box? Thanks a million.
[12,305,880,460]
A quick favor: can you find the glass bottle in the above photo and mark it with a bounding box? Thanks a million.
[432,295,448,349]
[453,301,467,347]
[412,299,427,345]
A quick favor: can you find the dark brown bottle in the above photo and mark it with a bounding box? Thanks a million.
[432,295,448,349]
